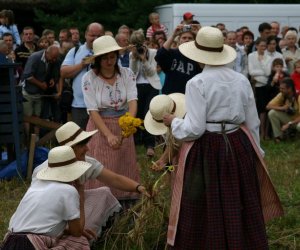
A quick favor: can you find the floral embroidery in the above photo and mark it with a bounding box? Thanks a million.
[106,82,123,110]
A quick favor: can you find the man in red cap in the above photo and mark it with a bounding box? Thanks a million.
[182,12,194,24]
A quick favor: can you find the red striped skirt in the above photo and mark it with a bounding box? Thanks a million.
[170,129,269,249]
[85,116,140,200]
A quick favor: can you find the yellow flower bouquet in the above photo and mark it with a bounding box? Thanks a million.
[118,112,144,143]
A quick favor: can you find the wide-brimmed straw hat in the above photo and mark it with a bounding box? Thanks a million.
[144,93,185,135]
[84,35,123,63]
[55,121,97,147]
[37,146,91,182]
[179,26,236,65]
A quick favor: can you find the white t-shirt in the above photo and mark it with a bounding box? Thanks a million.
[9,181,79,236]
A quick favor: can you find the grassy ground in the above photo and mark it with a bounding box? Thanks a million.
[0,138,299,249]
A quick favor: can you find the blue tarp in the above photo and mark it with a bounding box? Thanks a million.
[0,147,49,180]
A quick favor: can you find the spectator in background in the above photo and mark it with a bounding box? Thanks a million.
[146,12,168,40]
[267,78,300,142]
[155,24,202,94]
[61,22,104,129]
[267,58,289,100]
[37,36,50,50]
[235,28,244,51]
[248,38,272,140]
[182,12,194,25]
[118,24,131,40]
[115,33,130,67]
[59,28,72,46]
[152,30,167,47]
[129,29,161,157]
[69,27,81,46]
[290,59,300,94]
[105,30,114,37]
[281,25,289,39]
[2,32,16,61]
[282,30,300,74]
[0,9,21,47]
[242,30,254,54]
[271,21,281,45]
[225,31,248,77]
[22,45,60,143]
[216,22,226,32]
[266,35,287,71]
[15,26,37,70]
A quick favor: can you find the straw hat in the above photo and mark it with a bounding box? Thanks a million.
[144,93,185,135]
[84,35,123,63]
[179,26,236,65]
[55,122,97,147]
[37,146,91,182]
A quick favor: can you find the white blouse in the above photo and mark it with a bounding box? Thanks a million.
[171,65,263,155]
[82,67,138,112]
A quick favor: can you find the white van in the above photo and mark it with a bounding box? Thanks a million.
[155,3,300,38]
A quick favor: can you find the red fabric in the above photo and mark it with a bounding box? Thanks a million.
[291,71,300,93]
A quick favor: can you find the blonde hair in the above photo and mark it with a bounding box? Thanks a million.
[149,12,159,21]
[284,30,297,39]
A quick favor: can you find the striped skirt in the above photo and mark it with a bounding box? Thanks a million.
[1,232,90,250]
[85,116,140,200]
[169,129,269,250]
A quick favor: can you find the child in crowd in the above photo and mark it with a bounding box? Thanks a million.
[0,9,21,48]
[37,36,50,50]
[267,58,289,100]
[146,12,168,40]
[291,59,300,94]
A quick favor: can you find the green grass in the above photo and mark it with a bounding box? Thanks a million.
[0,139,300,249]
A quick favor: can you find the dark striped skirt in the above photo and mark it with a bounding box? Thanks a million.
[170,129,268,250]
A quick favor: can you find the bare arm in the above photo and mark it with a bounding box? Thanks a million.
[97,168,147,195]
[60,63,85,79]
[128,100,137,117]
[66,182,85,237]
[163,25,184,50]
[27,76,48,91]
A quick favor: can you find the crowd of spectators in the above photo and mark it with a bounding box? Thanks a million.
[1,9,300,149]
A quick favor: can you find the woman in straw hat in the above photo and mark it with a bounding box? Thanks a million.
[2,146,92,250]
[162,26,283,249]
[31,121,148,240]
[81,36,140,204]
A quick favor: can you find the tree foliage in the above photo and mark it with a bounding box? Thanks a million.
[33,0,300,36]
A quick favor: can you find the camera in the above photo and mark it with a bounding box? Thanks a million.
[182,25,191,32]
[286,106,296,115]
[135,43,145,54]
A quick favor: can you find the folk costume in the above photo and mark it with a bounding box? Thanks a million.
[165,27,283,249]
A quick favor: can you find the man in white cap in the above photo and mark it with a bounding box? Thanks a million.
[162,26,283,249]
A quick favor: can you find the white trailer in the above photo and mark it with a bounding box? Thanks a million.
[155,3,300,38]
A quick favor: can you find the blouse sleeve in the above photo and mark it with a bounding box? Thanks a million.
[171,78,207,140]
[82,71,99,112]
[124,68,138,102]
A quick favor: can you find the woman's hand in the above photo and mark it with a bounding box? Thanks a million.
[137,185,151,197]
[106,134,121,149]
[151,160,166,172]
[163,114,176,127]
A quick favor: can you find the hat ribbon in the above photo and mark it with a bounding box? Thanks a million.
[153,101,176,123]
[60,128,83,145]
[194,40,223,52]
[48,158,77,168]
